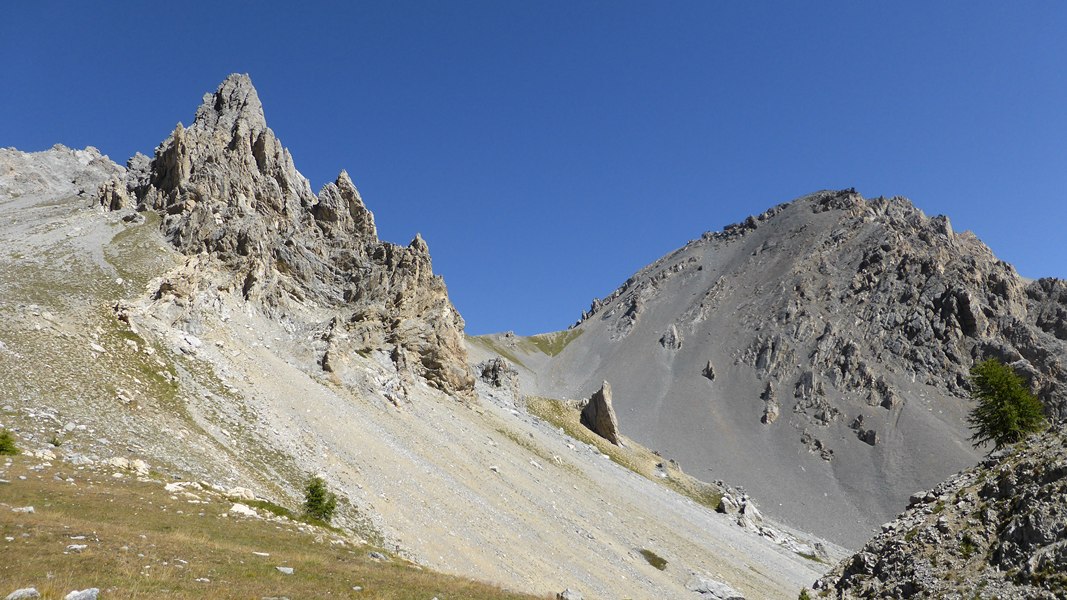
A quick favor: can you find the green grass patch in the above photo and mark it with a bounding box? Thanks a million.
[0,454,545,600]
[0,429,19,455]
[467,336,528,369]
[639,548,668,570]
[525,396,724,512]
[525,329,583,357]
[796,551,826,564]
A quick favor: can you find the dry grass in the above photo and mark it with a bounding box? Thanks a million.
[0,455,545,600]
[526,397,724,512]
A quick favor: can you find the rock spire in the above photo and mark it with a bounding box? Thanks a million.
[98,73,474,396]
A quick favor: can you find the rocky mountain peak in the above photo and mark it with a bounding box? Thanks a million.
[96,74,474,396]
[192,73,269,138]
[537,187,1067,547]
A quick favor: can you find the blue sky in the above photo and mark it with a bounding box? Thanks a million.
[3,2,1065,334]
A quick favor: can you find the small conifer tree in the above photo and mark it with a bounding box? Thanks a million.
[303,476,337,522]
[0,429,18,455]
[967,359,1046,451]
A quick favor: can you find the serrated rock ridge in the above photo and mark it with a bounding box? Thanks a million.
[97,73,474,396]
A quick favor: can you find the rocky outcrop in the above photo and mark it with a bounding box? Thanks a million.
[815,427,1067,598]
[96,74,473,396]
[580,381,623,446]
[476,357,520,401]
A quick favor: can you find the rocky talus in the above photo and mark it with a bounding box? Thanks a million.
[96,74,473,395]
[814,427,1067,598]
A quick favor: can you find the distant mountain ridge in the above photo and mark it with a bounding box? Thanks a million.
[517,189,1067,547]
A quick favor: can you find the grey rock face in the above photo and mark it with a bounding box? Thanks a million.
[815,427,1067,598]
[580,381,623,446]
[96,74,473,396]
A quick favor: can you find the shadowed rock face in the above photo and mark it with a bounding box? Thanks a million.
[533,189,1067,547]
[98,74,473,396]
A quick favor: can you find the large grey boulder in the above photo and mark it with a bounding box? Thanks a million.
[5,589,40,600]
[580,381,623,446]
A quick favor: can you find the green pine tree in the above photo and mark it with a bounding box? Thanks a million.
[966,359,1047,451]
[303,476,337,522]
[0,429,18,455]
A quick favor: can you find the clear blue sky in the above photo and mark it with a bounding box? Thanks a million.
[3,2,1065,334]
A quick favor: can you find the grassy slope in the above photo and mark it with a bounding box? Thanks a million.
[467,329,584,370]
[525,397,724,512]
[0,453,544,600]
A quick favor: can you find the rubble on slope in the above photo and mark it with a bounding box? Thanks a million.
[814,427,1067,598]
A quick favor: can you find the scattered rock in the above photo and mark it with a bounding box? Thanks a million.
[816,428,1067,597]
[368,551,388,561]
[63,590,98,600]
[4,589,40,600]
[227,486,256,501]
[229,503,259,518]
[11,507,34,514]
[556,589,583,600]
[659,324,682,350]
[275,566,294,575]
[685,575,745,599]
[65,544,88,553]
[701,360,715,381]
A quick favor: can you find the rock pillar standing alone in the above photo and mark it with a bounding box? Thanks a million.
[580,381,624,446]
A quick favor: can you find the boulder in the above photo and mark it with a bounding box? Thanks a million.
[701,359,715,381]
[580,381,624,446]
[556,590,583,600]
[685,575,745,599]
[5,589,40,600]
[660,324,682,350]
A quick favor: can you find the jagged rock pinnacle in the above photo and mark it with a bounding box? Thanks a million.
[97,74,474,396]
[193,73,269,137]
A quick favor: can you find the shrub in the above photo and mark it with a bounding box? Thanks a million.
[798,590,812,600]
[638,548,667,570]
[0,429,18,455]
[303,476,337,522]
[966,359,1047,452]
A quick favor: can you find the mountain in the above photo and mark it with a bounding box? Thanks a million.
[0,75,837,599]
[813,427,1067,598]
[96,73,473,397]
[486,189,1067,548]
